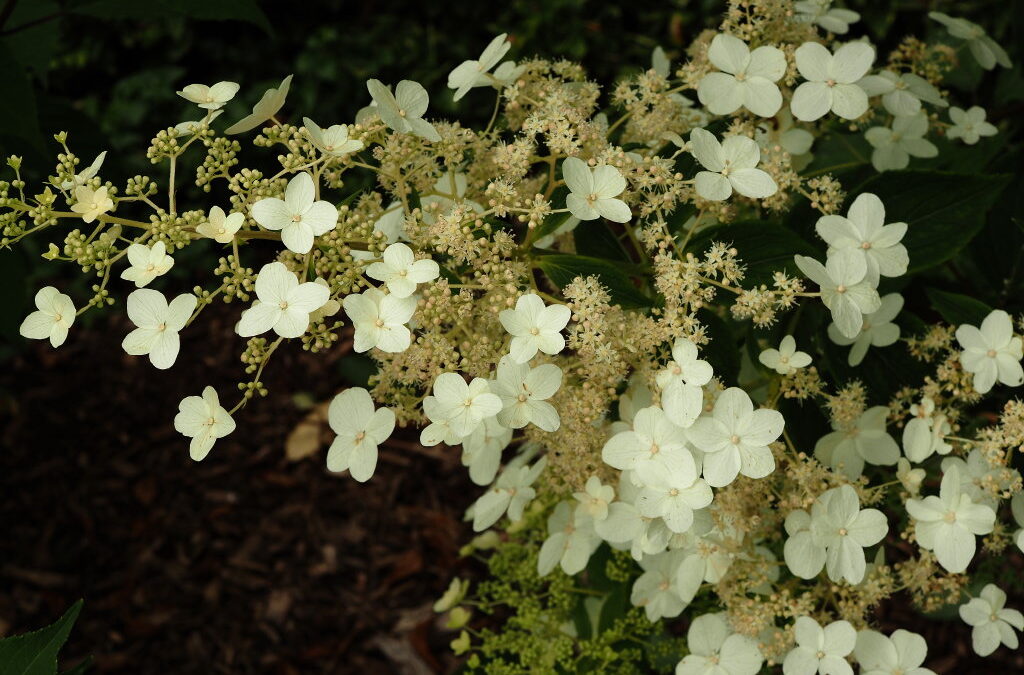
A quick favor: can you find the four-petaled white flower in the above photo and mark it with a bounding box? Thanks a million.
[827,292,902,366]
[562,157,631,223]
[865,112,938,172]
[471,456,546,531]
[794,254,881,340]
[366,79,441,142]
[174,386,236,461]
[655,337,714,427]
[573,476,614,521]
[791,41,874,121]
[929,13,1012,70]
[120,240,175,288]
[697,33,786,118]
[498,293,572,363]
[631,549,690,621]
[902,397,952,463]
[492,357,563,432]
[794,0,861,35]
[854,629,936,675]
[783,509,827,580]
[237,261,330,339]
[814,406,900,479]
[857,70,946,117]
[448,33,512,101]
[537,501,600,576]
[676,612,764,675]
[815,193,908,286]
[783,617,856,675]
[176,81,240,110]
[690,128,778,201]
[196,206,244,244]
[636,460,713,534]
[759,335,812,375]
[19,286,75,347]
[252,172,338,254]
[602,406,697,486]
[71,185,113,223]
[431,372,503,438]
[955,309,1024,394]
[959,584,1024,657]
[809,484,888,584]
[342,287,417,353]
[906,464,996,573]
[224,74,293,135]
[326,387,395,482]
[121,289,196,370]
[302,117,364,156]
[688,387,784,487]
[366,242,439,298]
[947,106,998,145]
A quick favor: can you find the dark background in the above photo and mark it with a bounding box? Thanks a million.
[1,0,1023,673]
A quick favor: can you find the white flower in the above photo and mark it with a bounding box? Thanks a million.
[471,456,546,531]
[783,617,856,675]
[196,206,244,243]
[759,336,812,375]
[794,1,860,34]
[121,289,196,370]
[431,372,502,438]
[815,193,908,286]
[561,157,631,223]
[573,476,614,521]
[676,612,764,675]
[602,406,697,486]
[791,41,874,121]
[120,241,174,288]
[448,33,512,101]
[794,254,881,340]
[419,395,465,447]
[631,549,689,621]
[902,397,952,463]
[865,112,938,171]
[929,13,1012,70]
[492,357,562,432]
[325,387,395,482]
[342,287,417,353]
[696,33,786,117]
[809,484,888,584]
[947,106,998,145]
[854,629,936,675]
[461,417,512,486]
[302,117,363,156]
[955,309,1024,394]
[237,261,330,339]
[655,337,714,428]
[959,584,1024,656]
[814,406,899,479]
[176,81,240,110]
[906,464,996,573]
[60,150,106,189]
[173,386,236,461]
[690,128,778,201]
[251,172,338,254]
[19,287,75,348]
[688,387,784,487]
[365,79,440,142]
[70,185,113,223]
[783,509,827,579]
[941,449,1020,509]
[498,293,572,363]
[857,70,946,117]
[896,458,926,495]
[365,242,439,298]
[224,74,293,135]
[537,502,600,576]
[636,461,713,534]
[827,292,902,365]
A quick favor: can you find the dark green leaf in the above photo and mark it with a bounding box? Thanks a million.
[0,600,83,675]
[925,288,994,326]
[571,220,631,262]
[697,309,740,385]
[684,221,818,286]
[534,254,653,308]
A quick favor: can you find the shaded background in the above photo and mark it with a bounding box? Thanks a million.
[1,0,1023,673]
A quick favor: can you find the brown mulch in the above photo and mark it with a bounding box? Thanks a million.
[2,305,1023,674]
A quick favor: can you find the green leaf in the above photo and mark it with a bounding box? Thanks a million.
[571,220,631,262]
[696,309,740,385]
[534,254,652,308]
[853,170,1012,274]
[0,600,83,675]
[925,288,994,326]
[72,0,273,34]
[802,131,872,178]
[684,222,818,286]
